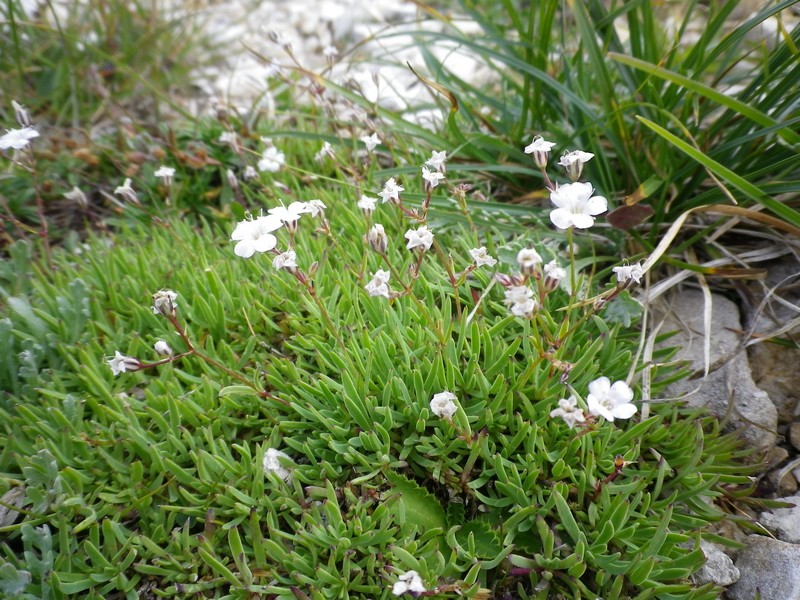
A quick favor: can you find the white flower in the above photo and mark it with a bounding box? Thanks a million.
[469,247,497,268]
[364,269,391,299]
[510,298,537,318]
[361,132,380,152]
[548,182,607,229]
[154,340,173,356]
[314,141,334,162]
[258,146,286,172]
[558,149,594,180]
[218,131,238,146]
[549,396,586,429]
[421,166,445,190]
[504,285,533,306]
[0,127,39,150]
[230,214,283,258]
[392,570,426,596]
[154,165,175,179]
[517,248,542,275]
[107,351,142,376]
[243,165,258,180]
[357,194,377,217]
[430,391,458,420]
[154,165,175,188]
[152,289,178,316]
[305,199,327,218]
[543,260,566,291]
[323,45,338,62]
[268,201,312,227]
[424,150,447,173]
[524,136,556,169]
[262,448,292,482]
[113,178,139,204]
[272,250,297,271]
[378,177,404,204]
[404,226,434,252]
[612,262,644,285]
[586,376,637,422]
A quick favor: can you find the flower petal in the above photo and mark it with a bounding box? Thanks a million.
[252,234,277,253]
[234,240,255,258]
[611,403,638,419]
[549,208,574,229]
[570,213,595,229]
[586,195,608,216]
[588,376,611,398]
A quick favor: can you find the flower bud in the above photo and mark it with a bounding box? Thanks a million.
[154,340,173,356]
[367,224,388,254]
[543,260,566,292]
[517,248,542,277]
[12,100,31,128]
[152,289,178,317]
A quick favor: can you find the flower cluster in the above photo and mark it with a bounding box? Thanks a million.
[550,377,637,428]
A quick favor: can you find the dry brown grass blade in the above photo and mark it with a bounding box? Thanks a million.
[696,204,800,238]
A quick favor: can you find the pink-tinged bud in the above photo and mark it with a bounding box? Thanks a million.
[152,289,178,317]
[367,224,388,254]
[517,248,543,277]
[154,340,173,356]
[12,100,31,128]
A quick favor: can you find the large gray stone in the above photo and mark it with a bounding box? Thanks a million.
[727,535,800,600]
[691,540,739,587]
[660,290,777,453]
[760,495,800,544]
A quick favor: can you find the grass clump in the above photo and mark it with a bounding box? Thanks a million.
[0,128,756,598]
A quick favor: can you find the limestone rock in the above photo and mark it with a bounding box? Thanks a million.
[660,290,777,453]
[727,535,800,600]
[690,540,739,587]
[759,495,800,544]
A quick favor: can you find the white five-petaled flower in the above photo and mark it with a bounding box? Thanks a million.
[361,132,380,152]
[107,351,142,376]
[272,250,297,271]
[230,214,283,258]
[517,248,543,276]
[586,376,637,422]
[262,448,292,482]
[549,396,586,429]
[430,391,458,420]
[0,127,39,150]
[152,289,178,316]
[357,194,377,217]
[305,199,327,218]
[364,269,391,299]
[258,145,286,172]
[404,226,434,252]
[268,201,312,228]
[378,177,404,204]
[424,150,447,173]
[558,149,595,181]
[612,262,644,286]
[469,247,497,268]
[114,178,139,205]
[548,182,607,230]
[524,136,556,169]
[154,340,173,356]
[504,285,537,318]
[421,166,445,191]
[392,570,426,596]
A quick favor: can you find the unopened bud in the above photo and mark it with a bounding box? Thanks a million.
[154,340,173,356]
[517,248,542,277]
[152,289,178,317]
[367,224,388,254]
[12,100,31,128]
[64,186,88,209]
[226,168,239,191]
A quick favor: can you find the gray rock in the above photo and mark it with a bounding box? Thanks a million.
[760,495,800,544]
[744,258,800,424]
[727,535,800,600]
[660,290,777,453]
[791,422,800,452]
[691,540,740,587]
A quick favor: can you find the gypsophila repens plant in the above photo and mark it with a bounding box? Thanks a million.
[47,129,756,600]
